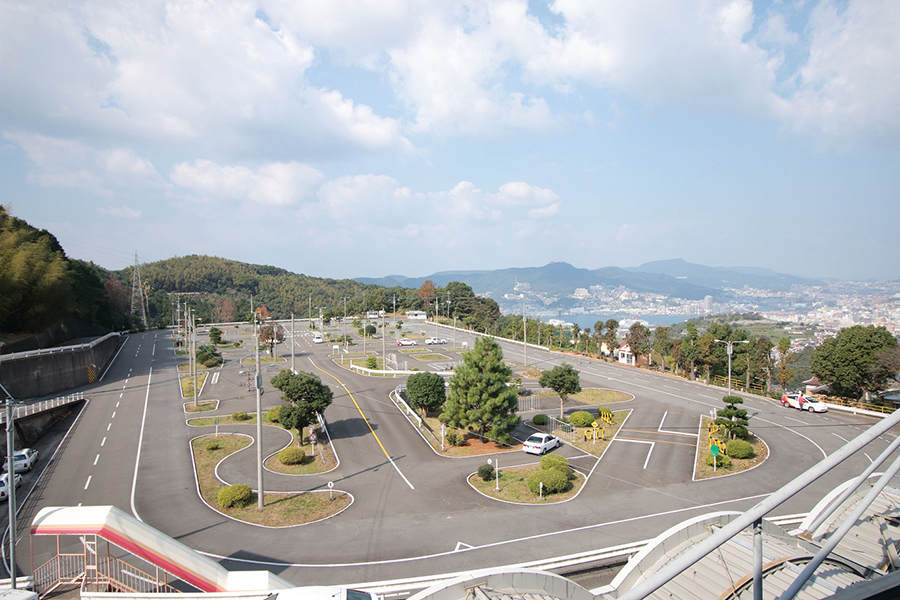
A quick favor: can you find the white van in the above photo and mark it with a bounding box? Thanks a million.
[313,332,324,344]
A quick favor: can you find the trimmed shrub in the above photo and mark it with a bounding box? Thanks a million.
[532,413,548,426]
[477,464,495,481]
[365,356,377,369]
[705,453,732,469]
[569,410,594,427]
[232,411,250,421]
[278,447,305,465]
[540,453,571,475]
[267,407,281,423]
[202,358,220,368]
[206,440,221,451]
[445,430,465,447]
[526,469,569,495]
[217,484,252,508]
[726,439,755,459]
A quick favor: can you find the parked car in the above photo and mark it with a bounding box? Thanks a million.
[0,472,22,501]
[397,338,417,346]
[522,433,561,455]
[425,337,446,345]
[3,448,39,473]
[781,392,828,413]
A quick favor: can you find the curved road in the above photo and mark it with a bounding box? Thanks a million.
[16,326,897,588]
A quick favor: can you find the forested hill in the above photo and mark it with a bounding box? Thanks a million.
[114,255,419,325]
[0,205,116,338]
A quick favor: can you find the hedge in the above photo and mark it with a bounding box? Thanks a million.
[278,447,305,465]
[526,469,569,495]
[540,453,571,474]
[569,411,594,427]
[726,439,755,459]
[705,453,732,469]
[217,484,252,508]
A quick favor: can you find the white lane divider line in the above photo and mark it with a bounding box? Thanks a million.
[111,411,116,419]
[617,438,655,469]
[658,410,699,437]
[93,454,100,466]
[101,437,106,447]
[864,453,874,464]
[832,432,850,443]
[107,423,111,431]
[84,476,92,490]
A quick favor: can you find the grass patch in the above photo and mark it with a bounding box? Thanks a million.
[265,437,336,475]
[239,357,287,365]
[398,348,429,354]
[469,464,584,503]
[570,388,632,404]
[350,357,385,369]
[178,362,212,372]
[411,352,450,361]
[694,416,768,480]
[191,434,350,526]
[188,412,271,426]
[184,400,218,413]
[180,372,209,398]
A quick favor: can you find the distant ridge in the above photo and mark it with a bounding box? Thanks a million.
[628,258,823,291]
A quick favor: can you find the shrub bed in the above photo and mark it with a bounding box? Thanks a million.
[726,438,755,459]
[218,484,251,508]
[526,469,569,495]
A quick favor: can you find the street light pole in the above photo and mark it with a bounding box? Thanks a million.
[291,313,295,373]
[255,316,264,508]
[522,296,527,367]
[5,396,16,588]
[714,339,750,395]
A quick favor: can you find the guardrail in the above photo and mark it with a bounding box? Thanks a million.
[0,392,85,424]
[1,333,121,362]
[824,396,896,415]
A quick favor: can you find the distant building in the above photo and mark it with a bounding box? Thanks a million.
[406,310,427,320]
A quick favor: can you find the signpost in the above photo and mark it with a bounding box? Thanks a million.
[214,418,219,437]
[711,444,720,472]
[327,481,334,501]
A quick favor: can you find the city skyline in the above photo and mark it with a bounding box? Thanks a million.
[2,1,899,282]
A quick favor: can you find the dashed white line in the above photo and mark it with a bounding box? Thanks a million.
[101,437,107,447]
[107,423,111,431]
[93,454,100,466]
[116,401,120,408]
[111,411,116,419]
[119,393,123,399]
[84,476,92,490]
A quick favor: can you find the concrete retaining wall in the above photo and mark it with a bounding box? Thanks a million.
[0,335,121,399]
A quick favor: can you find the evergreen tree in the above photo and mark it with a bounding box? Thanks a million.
[715,395,750,440]
[442,337,519,443]
[406,372,446,418]
[539,363,581,419]
[271,370,333,443]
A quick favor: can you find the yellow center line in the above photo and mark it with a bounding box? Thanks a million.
[616,436,697,448]
[311,362,393,461]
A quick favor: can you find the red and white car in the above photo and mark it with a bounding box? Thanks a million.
[397,338,417,346]
[781,392,828,413]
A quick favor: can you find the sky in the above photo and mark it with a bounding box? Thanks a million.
[2,0,899,282]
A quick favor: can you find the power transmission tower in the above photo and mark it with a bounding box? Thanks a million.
[130,251,148,328]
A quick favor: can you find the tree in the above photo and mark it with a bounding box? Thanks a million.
[602,319,619,358]
[418,280,436,317]
[260,324,284,351]
[715,395,750,440]
[279,404,314,447]
[442,337,519,443]
[539,363,582,419]
[364,324,376,337]
[750,336,774,392]
[406,372,446,418]
[271,370,334,444]
[776,337,797,393]
[652,326,671,371]
[208,327,223,345]
[812,325,898,399]
[626,322,651,364]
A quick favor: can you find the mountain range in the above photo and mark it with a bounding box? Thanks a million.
[356,259,822,301]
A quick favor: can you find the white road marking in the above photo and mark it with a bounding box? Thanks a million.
[116,402,119,408]
[211,372,220,385]
[699,394,716,399]
[84,476,92,490]
[658,410,699,437]
[864,453,874,464]
[616,438,655,469]
[832,432,850,443]
[454,542,474,551]
[101,437,106,447]
[119,393,123,399]
[111,411,116,419]
[107,423,111,431]
[785,416,806,425]
[131,367,153,521]
[125,379,129,385]
[93,454,100,466]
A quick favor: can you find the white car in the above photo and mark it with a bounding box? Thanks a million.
[397,338,417,346]
[782,393,828,413]
[0,472,22,501]
[522,433,561,455]
[425,337,446,345]
[3,448,39,473]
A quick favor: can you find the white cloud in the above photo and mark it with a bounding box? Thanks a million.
[98,205,142,219]
[782,0,900,145]
[316,174,413,221]
[170,159,323,206]
[431,180,560,221]
[493,181,560,207]
[3,132,162,193]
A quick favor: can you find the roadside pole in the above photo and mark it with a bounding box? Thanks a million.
[255,322,264,508]
[5,398,16,587]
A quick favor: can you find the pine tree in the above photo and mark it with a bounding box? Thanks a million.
[442,337,519,444]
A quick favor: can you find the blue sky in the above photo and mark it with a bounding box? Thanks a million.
[2,0,899,281]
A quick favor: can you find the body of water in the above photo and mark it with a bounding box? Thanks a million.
[541,314,699,329]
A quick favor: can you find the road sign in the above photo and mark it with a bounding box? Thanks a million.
[309,432,318,443]
[710,444,720,456]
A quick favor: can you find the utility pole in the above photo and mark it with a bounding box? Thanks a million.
[191,308,198,408]
[382,309,386,370]
[290,313,295,373]
[255,314,264,508]
[523,296,527,367]
[4,393,17,588]
[343,297,348,350]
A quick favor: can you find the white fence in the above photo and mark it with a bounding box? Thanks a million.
[1,333,121,362]
[0,392,85,424]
